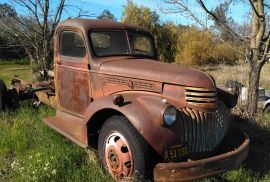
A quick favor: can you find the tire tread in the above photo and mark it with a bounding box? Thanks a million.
[98,115,156,180]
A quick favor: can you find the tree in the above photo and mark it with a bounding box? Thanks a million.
[97,10,116,21]
[211,2,235,42]
[160,0,270,118]
[0,3,16,18]
[0,0,90,77]
[122,0,159,33]
[156,22,179,62]
[0,3,24,59]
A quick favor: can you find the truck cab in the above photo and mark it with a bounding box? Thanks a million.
[37,19,250,181]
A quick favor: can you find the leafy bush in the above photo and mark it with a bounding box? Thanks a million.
[121,2,239,65]
[211,43,238,65]
[175,28,238,65]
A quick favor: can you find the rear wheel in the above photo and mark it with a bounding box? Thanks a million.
[98,116,153,180]
[0,79,7,113]
[6,88,19,109]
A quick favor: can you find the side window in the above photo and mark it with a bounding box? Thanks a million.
[60,31,86,58]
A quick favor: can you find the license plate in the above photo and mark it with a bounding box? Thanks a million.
[163,142,188,162]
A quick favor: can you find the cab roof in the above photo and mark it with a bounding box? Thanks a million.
[57,19,149,32]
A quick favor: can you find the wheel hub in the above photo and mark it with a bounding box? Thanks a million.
[105,132,133,179]
[108,150,120,169]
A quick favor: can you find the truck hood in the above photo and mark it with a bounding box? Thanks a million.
[98,58,215,88]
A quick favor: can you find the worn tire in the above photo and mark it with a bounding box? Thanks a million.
[0,79,7,113]
[264,105,270,113]
[98,115,154,180]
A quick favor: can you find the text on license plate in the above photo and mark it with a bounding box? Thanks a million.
[163,143,188,162]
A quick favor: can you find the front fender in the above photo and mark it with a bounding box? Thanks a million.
[217,87,239,108]
[83,93,177,154]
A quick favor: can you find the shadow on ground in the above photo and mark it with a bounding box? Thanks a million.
[232,114,270,177]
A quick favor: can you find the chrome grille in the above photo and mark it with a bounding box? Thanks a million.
[173,100,230,153]
[185,87,217,106]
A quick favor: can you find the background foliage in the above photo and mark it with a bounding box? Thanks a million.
[121,1,239,65]
[0,0,240,66]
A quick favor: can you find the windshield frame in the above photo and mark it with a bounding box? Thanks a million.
[88,29,157,59]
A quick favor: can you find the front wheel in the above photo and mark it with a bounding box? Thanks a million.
[98,116,153,180]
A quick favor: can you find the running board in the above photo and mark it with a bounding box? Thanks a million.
[43,110,88,148]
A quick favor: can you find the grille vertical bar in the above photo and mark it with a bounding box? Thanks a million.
[174,100,230,153]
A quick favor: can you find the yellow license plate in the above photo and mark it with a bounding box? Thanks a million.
[164,143,188,162]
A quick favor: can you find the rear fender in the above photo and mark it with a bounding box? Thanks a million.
[83,93,177,154]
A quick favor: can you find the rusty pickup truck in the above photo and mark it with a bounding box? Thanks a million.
[0,19,249,181]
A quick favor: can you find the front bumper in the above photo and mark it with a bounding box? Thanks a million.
[153,131,250,181]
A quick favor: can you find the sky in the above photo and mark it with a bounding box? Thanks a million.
[2,0,250,26]
[80,0,250,25]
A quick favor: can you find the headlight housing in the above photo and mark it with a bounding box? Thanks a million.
[163,106,177,126]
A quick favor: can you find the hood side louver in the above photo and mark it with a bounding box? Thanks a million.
[105,76,162,93]
[185,87,217,106]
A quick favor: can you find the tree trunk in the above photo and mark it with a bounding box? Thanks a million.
[247,53,262,118]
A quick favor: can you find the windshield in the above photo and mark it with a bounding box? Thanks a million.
[89,30,155,58]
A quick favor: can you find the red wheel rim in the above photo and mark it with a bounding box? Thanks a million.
[104,131,133,179]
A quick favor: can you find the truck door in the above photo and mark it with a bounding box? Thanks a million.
[55,30,91,116]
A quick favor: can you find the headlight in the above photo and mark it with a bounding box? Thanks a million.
[163,106,177,126]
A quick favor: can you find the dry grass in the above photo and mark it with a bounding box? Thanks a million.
[197,63,270,90]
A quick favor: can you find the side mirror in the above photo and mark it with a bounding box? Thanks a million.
[166,42,172,51]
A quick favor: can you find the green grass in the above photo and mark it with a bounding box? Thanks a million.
[1,61,270,181]
[0,62,111,181]
[0,58,30,66]
[0,64,30,86]
[0,104,111,181]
